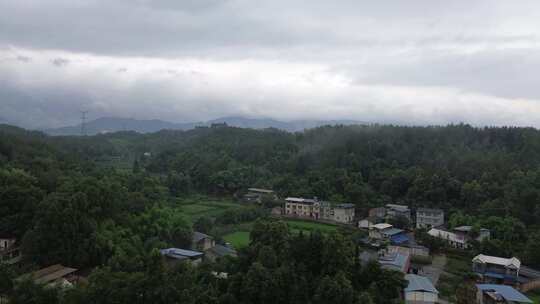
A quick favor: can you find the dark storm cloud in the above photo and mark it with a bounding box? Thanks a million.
[1,0,540,128]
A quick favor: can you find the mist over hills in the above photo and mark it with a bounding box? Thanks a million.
[44,116,367,136]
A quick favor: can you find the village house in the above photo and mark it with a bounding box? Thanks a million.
[358,216,383,229]
[387,244,430,258]
[0,234,21,265]
[205,244,238,262]
[386,204,411,220]
[284,197,321,220]
[18,264,80,288]
[332,203,355,224]
[369,207,387,218]
[416,208,444,229]
[243,188,276,203]
[379,252,411,273]
[428,227,468,249]
[404,274,439,304]
[454,225,491,242]
[369,223,409,244]
[476,284,532,304]
[160,248,204,267]
[192,232,215,251]
[472,254,521,284]
[428,226,491,249]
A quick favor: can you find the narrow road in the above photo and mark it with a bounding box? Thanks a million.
[422,254,447,285]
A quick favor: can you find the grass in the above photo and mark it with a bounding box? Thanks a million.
[527,290,540,304]
[223,231,250,249]
[173,195,245,220]
[284,219,339,233]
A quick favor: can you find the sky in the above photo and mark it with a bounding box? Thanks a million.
[1,0,540,129]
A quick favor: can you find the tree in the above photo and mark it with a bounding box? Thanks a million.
[194,216,213,234]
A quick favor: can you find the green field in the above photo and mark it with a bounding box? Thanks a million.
[174,196,245,220]
[527,291,540,304]
[223,231,250,248]
[284,219,338,233]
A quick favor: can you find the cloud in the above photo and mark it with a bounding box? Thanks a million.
[1,1,540,128]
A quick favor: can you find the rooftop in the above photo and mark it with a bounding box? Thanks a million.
[473,254,521,269]
[160,248,204,260]
[382,228,405,237]
[477,284,532,303]
[371,223,393,230]
[209,244,237,257]
[247,188,274,194]
[335,203,355,209]
[379,252,410,273]
[428,228,467,244]
[192,231,212,243]
[417,208,443,214]
[19,264,78,285]
[386,204,410,211]
[405,274,438,294]
[285,197,318,204]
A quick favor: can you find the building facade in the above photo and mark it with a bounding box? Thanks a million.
[472,254,521,284]
[416,208,444,229]
[333,203,355,224]
[404,274,439,304]
[386,204,411,220]
[285,197,321,219]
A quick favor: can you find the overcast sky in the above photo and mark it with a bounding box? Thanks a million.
[1,0,540,129]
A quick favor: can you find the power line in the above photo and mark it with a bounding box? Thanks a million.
[80,111,88,136]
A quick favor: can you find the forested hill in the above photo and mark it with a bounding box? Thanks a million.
[5,122,540,225]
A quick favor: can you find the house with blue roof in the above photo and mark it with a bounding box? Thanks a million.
[369,223,409,245]
[476,284,532,303]
[379,252,411,273]
[404,274,438,304]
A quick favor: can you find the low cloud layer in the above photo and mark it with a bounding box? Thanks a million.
[1,1,540,128]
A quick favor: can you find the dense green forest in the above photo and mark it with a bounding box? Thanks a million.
[2,123,540,303]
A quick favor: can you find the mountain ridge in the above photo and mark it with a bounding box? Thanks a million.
[44,116,368,136]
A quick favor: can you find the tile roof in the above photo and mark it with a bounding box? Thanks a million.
[405,274,438,294]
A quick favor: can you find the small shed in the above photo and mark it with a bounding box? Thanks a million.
[404,274,439,304]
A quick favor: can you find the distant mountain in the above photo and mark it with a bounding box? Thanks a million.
[44,116,367,135]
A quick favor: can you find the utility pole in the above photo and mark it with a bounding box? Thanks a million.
[80,110,88,136]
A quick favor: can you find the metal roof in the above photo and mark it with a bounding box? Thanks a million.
[473,254,521,269]
[210,244,237,257]
[336,203,355,209]
[405,274,438,294]
[417,208,443,214]
[160,248,204,260]
[379,252,410,273]
[247,188,274,194]
[391,234,409,244]
[477,284,532,303]
[285,197,318,204]
[382,228,404,236]
[371,223,393,230]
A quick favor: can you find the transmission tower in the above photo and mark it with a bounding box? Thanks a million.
[80,111,88,136]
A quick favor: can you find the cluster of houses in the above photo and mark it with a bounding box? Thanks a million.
[160,231,237,267]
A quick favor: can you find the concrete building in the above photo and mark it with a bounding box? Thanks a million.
[369,223,408,244]
[476,284,532,303]
[0,234,21,265]
[244,188,276,203]
[285,197,322,220]
[192,232,215,251]
[472,254,521,284]
[428,227,469,249]
[454,226,491,242]
[404,274,439,304]
[369,207,387,218]
[416,208,444,229]
[359,216,382,229]
[333,203,355,224]
[386,204,411,220]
